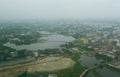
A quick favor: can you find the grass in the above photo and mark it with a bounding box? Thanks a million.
[92,70,102,77]
[70,53,81,61]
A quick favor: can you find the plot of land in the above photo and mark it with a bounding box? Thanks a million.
[27,56,76,73]
[0,56,76,77]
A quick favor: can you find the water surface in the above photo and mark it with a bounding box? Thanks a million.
[4,34,75,50]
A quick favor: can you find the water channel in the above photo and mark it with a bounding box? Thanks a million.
[80,54,120,77]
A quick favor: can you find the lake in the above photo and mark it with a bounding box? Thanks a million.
[80,54,102,67]
[4,34,75,50]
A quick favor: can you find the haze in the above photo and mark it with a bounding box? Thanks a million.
[0,0,120,21]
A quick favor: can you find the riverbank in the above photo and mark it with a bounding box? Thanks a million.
[0,56,76,77]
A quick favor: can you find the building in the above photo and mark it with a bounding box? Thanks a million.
[82,38,89,44]
[10,52,18,57]
[48,74,57,77]
[32,51,39,59]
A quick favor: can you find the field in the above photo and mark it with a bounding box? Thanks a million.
[27,56,76,73]
[0,56,76,77]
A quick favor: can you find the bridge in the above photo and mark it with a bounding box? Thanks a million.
[80,65,99,77]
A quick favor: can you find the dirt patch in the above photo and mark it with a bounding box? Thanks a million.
[0,56,75,77]
[27,57,76,73]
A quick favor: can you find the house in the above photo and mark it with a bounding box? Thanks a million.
[82,38,89,44]
[48,74,57,77]
[10,52,18,57]
[33,51,39,59]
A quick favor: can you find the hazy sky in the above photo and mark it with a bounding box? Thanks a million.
[0,0,120,21]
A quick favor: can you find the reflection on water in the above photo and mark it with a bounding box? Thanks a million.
[4,34,75,50]
[80,55,120,77]
[86,67,120,77]
[96,67,120,77]
[80,54,102,67]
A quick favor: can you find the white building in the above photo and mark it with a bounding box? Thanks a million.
[48,74,57,77]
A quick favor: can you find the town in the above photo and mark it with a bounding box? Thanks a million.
[0,21,120,77]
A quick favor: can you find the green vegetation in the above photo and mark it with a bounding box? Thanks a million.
[95,54,113,62]
[92,70,102,77]
[0,45,16,61]
[71,53,81,61]
[17,71,27,77]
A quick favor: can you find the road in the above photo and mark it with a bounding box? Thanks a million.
[80,65,98,77]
